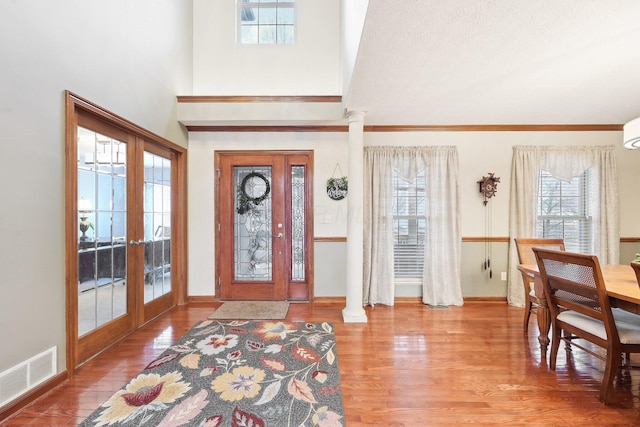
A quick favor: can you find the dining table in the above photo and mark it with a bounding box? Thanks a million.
[517,263,640,357]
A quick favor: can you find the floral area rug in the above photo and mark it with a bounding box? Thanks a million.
[78,320,344,427]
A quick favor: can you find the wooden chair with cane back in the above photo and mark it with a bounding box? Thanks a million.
[514,238,565,332]
[533,248,640,404]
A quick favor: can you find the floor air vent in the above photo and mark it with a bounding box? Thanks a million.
[0,347,56,408]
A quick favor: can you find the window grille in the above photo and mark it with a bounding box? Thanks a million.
[238,0,295,44]
[536,169,592,253]
[392,170,426,279]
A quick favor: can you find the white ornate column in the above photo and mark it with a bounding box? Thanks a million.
[342,111,368,323]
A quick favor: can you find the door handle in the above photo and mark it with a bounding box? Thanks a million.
[129,239,148,246]
[275,233,284,239]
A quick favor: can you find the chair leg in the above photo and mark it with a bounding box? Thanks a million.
[616,353,632,387]
[563,331,573,352]
[549,325,561,371]
[600,351,618,404]
[523,300,532,332]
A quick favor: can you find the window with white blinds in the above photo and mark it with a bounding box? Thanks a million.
[392,170,426,279]
[536,169,592,253]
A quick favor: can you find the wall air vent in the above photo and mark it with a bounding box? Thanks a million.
[0,347,56,408]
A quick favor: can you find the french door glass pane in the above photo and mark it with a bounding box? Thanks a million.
[143,152,172,303]
[77,126,127,336]
[234,166,273,281]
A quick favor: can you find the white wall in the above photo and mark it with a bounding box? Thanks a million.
[193,0,342,95]
[187,131,349,297]
[0,0,192,375]
[365,130,640,237]
[186,129,640,299]
[341,0,369,99]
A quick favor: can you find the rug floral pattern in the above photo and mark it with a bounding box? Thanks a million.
[79,320,344,427]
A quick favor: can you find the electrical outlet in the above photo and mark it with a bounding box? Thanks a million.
[500,271,507,281]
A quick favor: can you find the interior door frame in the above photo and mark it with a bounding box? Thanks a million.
[214,150,314,301]
[65,91,188,375]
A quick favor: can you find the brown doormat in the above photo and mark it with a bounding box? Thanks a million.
[208,301,290,320]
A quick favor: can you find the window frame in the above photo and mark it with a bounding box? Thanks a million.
[392,169,426,281]
[237,0,296,45]
[536,169,593,253]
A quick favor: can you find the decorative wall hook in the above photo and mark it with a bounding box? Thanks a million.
[477,173,500,206]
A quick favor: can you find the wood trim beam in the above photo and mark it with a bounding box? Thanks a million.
[185,124,622,133]
[186,125,349,133]
[365,124,622,132]
[464,297,508,302]
[314,237,639,243]
[373,296,509,303]
[309,296,509,304]
[314,237,347,243]
[621,237,640,243]
[177,95,342,103]
[187,296,218,304]
[463,237,510,243]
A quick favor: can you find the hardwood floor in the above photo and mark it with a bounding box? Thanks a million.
[2,301,640,426]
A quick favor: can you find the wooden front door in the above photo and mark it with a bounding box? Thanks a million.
[215,151,313,301]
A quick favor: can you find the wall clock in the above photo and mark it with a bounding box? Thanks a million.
[477,172,500,279]
[477,173,500,206]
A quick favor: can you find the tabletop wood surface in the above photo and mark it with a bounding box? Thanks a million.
[518,263,640,306]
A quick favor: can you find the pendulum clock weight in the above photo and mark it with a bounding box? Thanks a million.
[477,173,500,279]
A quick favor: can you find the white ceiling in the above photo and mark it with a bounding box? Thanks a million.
[345,0,640,126]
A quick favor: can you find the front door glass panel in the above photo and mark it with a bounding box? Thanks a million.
[234,166,273,281]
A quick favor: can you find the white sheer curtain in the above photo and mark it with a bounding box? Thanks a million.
[363,146,463,306]
[507,145,619,307]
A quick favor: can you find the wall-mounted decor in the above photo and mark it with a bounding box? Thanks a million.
[477,172,500,206]
[326,163,348,200]
[477,172,500,279]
